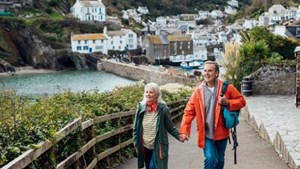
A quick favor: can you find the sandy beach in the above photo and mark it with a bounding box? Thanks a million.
[0,66,57,77]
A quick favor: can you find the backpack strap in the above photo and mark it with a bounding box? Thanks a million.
[221,81,229,96]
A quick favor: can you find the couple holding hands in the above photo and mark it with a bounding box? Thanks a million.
[133,61,246,169]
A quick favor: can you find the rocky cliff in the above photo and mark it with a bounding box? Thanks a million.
[0,19,107,72]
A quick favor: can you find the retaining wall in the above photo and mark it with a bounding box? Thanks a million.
[249,65,296,95]
[98,60,192,85]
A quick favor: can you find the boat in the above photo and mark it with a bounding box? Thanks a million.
[180,61,203,69]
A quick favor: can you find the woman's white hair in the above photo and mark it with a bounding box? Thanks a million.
[141,82,164,103]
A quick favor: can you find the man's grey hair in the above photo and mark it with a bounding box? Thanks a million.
[204,60,220,73]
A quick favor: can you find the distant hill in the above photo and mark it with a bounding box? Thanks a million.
[24,0,252,16]
[13,0,300,20]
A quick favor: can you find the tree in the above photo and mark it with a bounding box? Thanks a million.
[240,40,269,76]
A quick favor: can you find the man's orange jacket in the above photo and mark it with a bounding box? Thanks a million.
[180,79,246,148]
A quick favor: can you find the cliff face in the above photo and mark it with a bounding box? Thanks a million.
[0,20,105,72]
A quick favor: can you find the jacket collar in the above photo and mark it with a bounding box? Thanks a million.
[138,102,147,115]
[138,102,163,115]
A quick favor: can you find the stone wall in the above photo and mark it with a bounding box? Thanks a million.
[98,60,192,85]
[249,65,296,95]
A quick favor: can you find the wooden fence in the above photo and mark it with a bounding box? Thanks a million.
[1,99,187,169]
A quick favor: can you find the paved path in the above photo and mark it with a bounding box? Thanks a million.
[244,95,300,169]
[116,95,293,169]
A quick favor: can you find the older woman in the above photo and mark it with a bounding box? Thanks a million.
[133,82,183,169]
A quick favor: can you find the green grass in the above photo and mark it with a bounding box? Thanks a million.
[48,12,64,20]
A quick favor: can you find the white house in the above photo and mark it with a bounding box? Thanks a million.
[227,0,238,8]
[156,16,167,26]
[259,12,271,26]
[285,7,297,20]
[243,19,259,30]
[122,8,142,23]
[175,20,196,30]
[71,33,108,54]
[70,0,106,22]
[198,10,210,19]
[210,10,224,19]
[296,5,300,20]
[273,25,288,37]
[268,4,286,23]
[105,28,138,51]
[137,6,149,15]
[193,32,220,46]
[225,6,237,15]
[194,45,208,61]
[217,31,228,43]
[214,48,222,61]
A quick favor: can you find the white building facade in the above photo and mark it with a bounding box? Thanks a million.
[71,33,108,54]
[71,28,138,54]
[70,0,106,22]
[106,28,138,51]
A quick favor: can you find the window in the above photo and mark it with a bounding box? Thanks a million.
[93,40,95,44]
[129,34,133,37]
[120,40,122,44]
[83,46,89,50]
[85,40,87,44]
[111,41,113,45]
[77,46,82,50]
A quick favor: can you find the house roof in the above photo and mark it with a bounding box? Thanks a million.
[227,22,244,30]
[80,0,105,8]
[107,30,126,36]
[72,33,107,40]
[148,35,169,45]
[167,35,192,42]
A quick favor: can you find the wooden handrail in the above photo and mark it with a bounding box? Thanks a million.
[1,118,82,169]
[2,100,187,169]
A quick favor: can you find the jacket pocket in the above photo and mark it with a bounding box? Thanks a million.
[159,143,169,159]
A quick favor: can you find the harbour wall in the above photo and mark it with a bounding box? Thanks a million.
[97,60,193,85]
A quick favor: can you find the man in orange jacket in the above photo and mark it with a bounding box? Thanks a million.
[179,60,246,169]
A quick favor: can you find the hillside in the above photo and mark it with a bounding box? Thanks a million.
[27,0,252,16]
[1,0,300,71]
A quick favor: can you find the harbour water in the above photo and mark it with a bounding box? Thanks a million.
[0,70,136,97]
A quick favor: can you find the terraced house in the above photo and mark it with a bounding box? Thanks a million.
[70,27,137,54]
[146,34,193,65]
[71,33,108,54]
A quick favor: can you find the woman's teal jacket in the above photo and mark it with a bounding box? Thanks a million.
[133,102,180,169]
